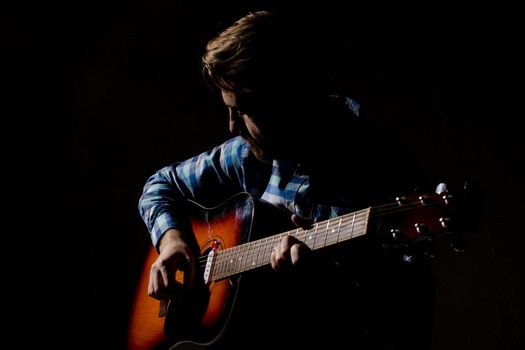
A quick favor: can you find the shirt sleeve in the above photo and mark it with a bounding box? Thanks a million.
[138,136,249,248]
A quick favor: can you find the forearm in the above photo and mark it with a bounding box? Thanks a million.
[158,228,187,253]
[139,138,249,248]
[138,163,193,248]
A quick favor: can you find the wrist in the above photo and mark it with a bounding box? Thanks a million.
[158,228,185,252]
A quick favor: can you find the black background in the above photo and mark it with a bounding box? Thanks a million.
[4,0,520,349]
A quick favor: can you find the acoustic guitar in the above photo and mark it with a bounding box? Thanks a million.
[128,187,473,350]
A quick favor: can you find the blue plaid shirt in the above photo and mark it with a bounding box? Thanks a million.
[139,96,363,247]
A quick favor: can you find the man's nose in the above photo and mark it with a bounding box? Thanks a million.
[229,110,238,134]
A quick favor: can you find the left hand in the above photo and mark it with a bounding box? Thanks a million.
[270,214,313,273]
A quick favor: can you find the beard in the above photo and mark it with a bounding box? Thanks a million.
[238,118,297,162]
[242,133,270,161]
[242,132,293,163]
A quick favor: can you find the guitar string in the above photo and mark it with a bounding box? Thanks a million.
[216,205,442,276]
[195,197,448,267]
[195,198,449,273]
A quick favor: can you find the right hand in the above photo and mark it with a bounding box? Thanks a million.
[148,229,196,300]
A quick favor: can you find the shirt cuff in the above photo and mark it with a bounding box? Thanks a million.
[151,212,180,249]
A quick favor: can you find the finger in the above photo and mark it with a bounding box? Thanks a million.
[290,243,311,266]
[291,214,313,229]
[149,269,169,300]
[290,243,303,266]
[280,235,291,261]
[148,264,160,297]
[271,245,286,272]
[159,263,171,289]
[270,247,277,270]
[149,261,179,299]
[184,251,196,290]
[148,273,154,297]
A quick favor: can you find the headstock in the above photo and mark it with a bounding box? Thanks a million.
[372,183,480,259]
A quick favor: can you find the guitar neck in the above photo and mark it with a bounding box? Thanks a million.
[212,207,371,281]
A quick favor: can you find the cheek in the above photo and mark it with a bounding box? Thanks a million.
[243,118,263,140]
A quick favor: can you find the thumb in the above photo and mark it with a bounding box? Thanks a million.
[291,213,313,229]
[183,252,197,290]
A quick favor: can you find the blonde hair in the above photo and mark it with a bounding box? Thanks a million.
[202,11,325,95]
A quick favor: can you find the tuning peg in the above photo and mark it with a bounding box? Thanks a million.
[395,196,407,206]
[439,216,451,228]
[418,195,429,205]
[414,222,430,234]
[442,194,454,205]
[402,253,414,263]
[390,228,403,240]
[450,236,467,253]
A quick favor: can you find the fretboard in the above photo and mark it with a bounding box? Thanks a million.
[212,207,371,281]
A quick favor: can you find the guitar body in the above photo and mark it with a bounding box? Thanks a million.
[128,192,263,350]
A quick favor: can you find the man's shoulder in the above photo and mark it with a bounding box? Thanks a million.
[209,136,259,170]
[329,94,361,118]
[219,136,250,158]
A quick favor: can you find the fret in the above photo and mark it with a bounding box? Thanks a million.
[220,249,229,279]
[337,213,354,242]
[255,240,263,267]
[357,210,368,237]
[303,223,318,250]
[300,226,309,243]
[239,242,248,272]
[321,217,340,247]
[216,248,229,280]
[270,233,281,262]
[293,227,304,247]
[293,227,300,240]
[231,245,242,275]
[241,241,250,272]
[303,228,310,246]
[255,236,268,267]
[349,212,356,240]
[253,240,263,268]
[328,217,343,246]
[222,249,231,279]
[264,236,273,266]
[247,241,257,271]
[265,239,272,267]
[317,220,328,250]
[226,245,238,276]
[335,215,343,243]
[247,240,258,270]
[221,248,228,276]
[267,234,278,263]
[212,250,222,280]
[239,241,250,272]
[210,207,371,280]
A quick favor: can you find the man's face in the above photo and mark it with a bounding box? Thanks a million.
[221,89,292,161]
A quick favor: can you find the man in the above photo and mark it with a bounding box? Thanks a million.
[138,10,434,349]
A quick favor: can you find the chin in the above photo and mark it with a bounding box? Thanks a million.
[249,144,271,162]
[244,138,272,162]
